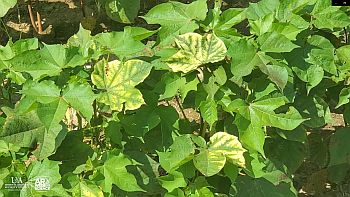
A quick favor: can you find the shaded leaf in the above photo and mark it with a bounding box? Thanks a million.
[105,0,140,23]
[159,171,187,192]
[329,128,350,166]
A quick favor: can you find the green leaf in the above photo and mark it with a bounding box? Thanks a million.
[4,40,81,80]
[22,81,96,121]
[252,105,305,130]
[337,87,350,108]
[100,154,145,192]
[246,0,280,20]
[124,26,157,41]
[0,140,20,154]
[0,110,45,148]
[0,0,17,17]
[213,66,227,86]
[294,95,332,128]
[37,99,68,130]
[329,128,350,166]
[336,45,350,68]
[199,99,218,130]
[0,38,38,61]
[228,39,257,78]
[257,32,299,53]
[120,106,161,136]
[40,44,86,69]
[158,72,186,100]
[215,8,245,30]
[265,138,306,174]
[94,31,145,58]
[306,35,336,75]
[276,0,312,21]
[250,13,275,36]
[21,80,61,104]
[312,4,350,30]
[158,135,195,172]
[62,82,96,121]
[159,171,187,192]
[293,64,324,94]
[31,124,66,160]
[67,25,98,59]
[230,97,305,130]
[21,159,69,197]
[165,33,227,73]
[270,22,304,40]
[91,59,152,111]
[165,188,185,197]
[235,114,266,157]
[235,176,296,197]
[0,108,66,160]
[260,64,288,91]
[143,0,207,40]
[49,130,93,175]
[9,50,62,80]
[105,0,140,23]
[179,74,199,101]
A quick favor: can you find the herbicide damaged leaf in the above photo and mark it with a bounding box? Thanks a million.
[91,59,152,111]
[165,33,227,73]
[193,132,246,176]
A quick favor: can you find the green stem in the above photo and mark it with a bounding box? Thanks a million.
[175,95,189,122]
[0,18,10,39]
[344,27,348,44]
[77,112,83,130]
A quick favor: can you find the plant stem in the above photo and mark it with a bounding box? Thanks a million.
[344,27,348,44]
[77,113,83,130]
[175,95,189,121]
[80,0,86,17]
[16,4,22,39]
[93,100,97,121]
[36,12,43,34]
[0,19,10,39]
[27,0,38,33]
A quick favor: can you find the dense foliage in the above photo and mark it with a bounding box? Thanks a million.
[1,0,350,196]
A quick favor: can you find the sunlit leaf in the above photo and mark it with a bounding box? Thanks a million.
[165,33,227,73]
[91,59,152,111]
